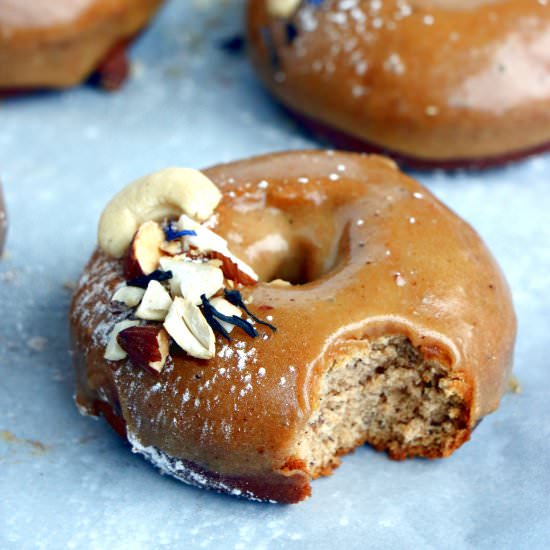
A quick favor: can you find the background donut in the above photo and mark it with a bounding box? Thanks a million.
[0,0,165,90]
[247,0,550,168]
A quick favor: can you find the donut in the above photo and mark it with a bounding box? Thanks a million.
[0,183,6,255]
[0,0,164,91]
[247,1,550,169]
[70,151,516,503]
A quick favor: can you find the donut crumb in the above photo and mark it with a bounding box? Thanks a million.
[291,335,469,475]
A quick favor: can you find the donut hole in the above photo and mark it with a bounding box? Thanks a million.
[239,214,348,286]
[262,236,345,286]
[291,335,469,474]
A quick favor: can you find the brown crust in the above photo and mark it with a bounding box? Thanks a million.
[94,399,311,504]
[246,0,550,167]
[0,0,164,90]
[92,39,131,91]
[290,108,550,171]
[71,151,516,503]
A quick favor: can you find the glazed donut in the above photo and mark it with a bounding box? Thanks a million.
[247,1,550,168]
[0,0,164,91]
[71,151,516,503]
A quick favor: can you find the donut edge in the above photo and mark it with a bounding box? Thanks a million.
[88,399,312,504]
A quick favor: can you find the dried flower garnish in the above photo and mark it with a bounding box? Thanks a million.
[220,34,245,54]
[127,269,173,289]
[164,222,197,242]
[201,294,258,340]
[224,289,277,331]
[209,297,243,335]
[260,27,280,70]
[285,22,298,44]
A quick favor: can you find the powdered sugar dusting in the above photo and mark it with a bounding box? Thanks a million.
[72,252,129,348]
[127,431,275,503]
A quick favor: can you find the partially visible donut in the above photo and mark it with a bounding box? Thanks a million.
[247,1,550,168]
[71,151,516,503]
[0,0,164,91]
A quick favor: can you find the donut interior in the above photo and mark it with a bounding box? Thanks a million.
[292,335,469,474]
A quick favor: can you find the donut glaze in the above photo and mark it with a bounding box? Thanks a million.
[247,0,550,168]
[71,151,516,502]
[0,0,164,90]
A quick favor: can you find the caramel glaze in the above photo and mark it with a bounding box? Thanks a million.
[71,151,516,502]
[0,0,164,89]
[247,0,550,167]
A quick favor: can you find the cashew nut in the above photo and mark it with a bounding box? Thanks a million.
[267,0,301,18]
[98,168,222,258]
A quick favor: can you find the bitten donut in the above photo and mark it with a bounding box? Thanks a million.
[0,0,164,91]
[71,151,516,503]
[247,1,550,168]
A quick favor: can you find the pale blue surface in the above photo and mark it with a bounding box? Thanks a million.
[1,1,549,548]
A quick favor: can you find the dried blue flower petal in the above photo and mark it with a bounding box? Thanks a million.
[164,222,197,242]
[224,289,277,331]
[285,22,298,44]
[260,27,280,70]
[220,34,245,54]
[127,269,173,289]
[201,294,259,340]
[201,298,232,341]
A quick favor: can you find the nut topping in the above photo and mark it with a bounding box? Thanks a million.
[117,325,170,375]
[123,221,164,280]
[104,320,141,361]
[135,280,173,321]
[267,0,301,18]
[164,297,215,360]
[177,215,258,282]
[100,169,277,367]
[98,167,222,258]
[159,257,224,305]
[112,286,146,307]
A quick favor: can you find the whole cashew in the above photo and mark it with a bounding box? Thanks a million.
[267,0,301,18]
[98,168,222,258]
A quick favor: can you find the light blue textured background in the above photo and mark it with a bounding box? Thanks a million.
[1,1,549,548]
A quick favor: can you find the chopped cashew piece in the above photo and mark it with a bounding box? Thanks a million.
[178,215,258,281]
[135,280,173,321]
[267,279,292,288]
[163,297,215,359]
[104,320,141,361]
[267,0,301,18]
[112,286,146,307]
[98,168,222,258]
[159,257,224,305]
[209,297,242,334]
[178,214,227,252]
